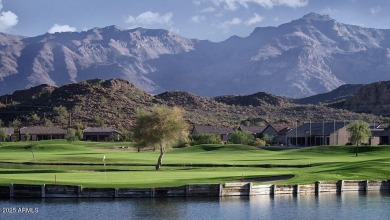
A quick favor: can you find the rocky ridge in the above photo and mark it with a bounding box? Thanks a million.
[0,79,383,130]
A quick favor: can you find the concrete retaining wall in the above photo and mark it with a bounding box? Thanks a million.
[154,186,186,197]
[45,184,80,198]
[117,188,153,198]
[3,180,390,199]
[221,182,250,196]
[0,185,10,198]
[186,184,220,197]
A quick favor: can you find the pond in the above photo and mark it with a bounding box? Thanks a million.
[1,191,389,220]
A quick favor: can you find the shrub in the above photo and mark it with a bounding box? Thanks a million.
[192,133,221,145]
[173,138,191,148]
[66,128,78,144]
[253,138,266,146]
[228,131,255,145]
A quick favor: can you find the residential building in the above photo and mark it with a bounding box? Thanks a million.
[286,122,350,147]
[238,125,266,137]
[83,127,121,142]
[20,126,66,141]
[370,129,390,145]
[191,125,235,142]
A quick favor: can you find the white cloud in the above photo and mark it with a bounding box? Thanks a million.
[125,11,173,27]
[201,7,216,13]
[217,17,241,29]
[191,15,206,23]
[209,0,309,10]
[48,24,77,34]
[321,6,338,15]
[0,0,18,32]
[370,6,381,15]
[245,13,264,25]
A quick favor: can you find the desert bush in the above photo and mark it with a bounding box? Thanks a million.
[253,138,266,146]
[192,133,221,145]
[228,131,255,145]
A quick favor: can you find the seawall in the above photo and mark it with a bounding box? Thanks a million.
[1,180,389,199]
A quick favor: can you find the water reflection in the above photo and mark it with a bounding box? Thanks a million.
[0,192,389,220]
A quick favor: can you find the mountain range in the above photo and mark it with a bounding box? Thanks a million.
[0,13,390,98]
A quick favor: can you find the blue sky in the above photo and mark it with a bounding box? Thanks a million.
[1,0,389,42]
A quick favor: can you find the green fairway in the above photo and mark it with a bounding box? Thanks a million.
[0,140,389,188]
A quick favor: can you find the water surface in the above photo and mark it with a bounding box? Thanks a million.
[1,191,389,220]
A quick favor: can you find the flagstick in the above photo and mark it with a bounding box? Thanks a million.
[103,155,106,181]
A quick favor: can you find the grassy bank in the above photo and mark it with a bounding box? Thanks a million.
[0,140,389,187]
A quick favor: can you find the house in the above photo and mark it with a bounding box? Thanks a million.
[239,124,280,143]
[20,126,66,141]
[191,125,235,142]
[238,125,266,137]
[83,127,122,142]
[370,129,390,145]
[272,124,293,145]
[286,122,350,147]
[261,125,280,138]
[0,127,14,141]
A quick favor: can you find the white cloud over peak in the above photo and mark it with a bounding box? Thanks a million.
[245,13,264,25]
[370,6,381,15]
[48,24,77,34]
[321,6,338,15]
[217,17,241,29]
[0,0,18,32]
[209,0,309,10]
[125,11,173,27]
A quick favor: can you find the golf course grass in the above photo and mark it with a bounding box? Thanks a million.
[0,140,389,188]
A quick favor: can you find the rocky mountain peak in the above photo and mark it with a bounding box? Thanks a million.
[302,12,333,21]
[1,14,390,98]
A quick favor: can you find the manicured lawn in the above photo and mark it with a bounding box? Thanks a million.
[0,140,389,188]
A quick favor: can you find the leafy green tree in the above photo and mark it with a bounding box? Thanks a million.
[75,129,83,141]
[44,119,54,126]
[66,128,78,144]
[109,133,119,142]
[0,119,4,127]
[228,131,255,145]
[133,106,189,170]
[192,133,221,145]
[30,114,41,125]
[25,133,31,141]
[10,118,22,128]
[0,128,7,142]
[53,106,69,128]
[347,121,371,156]
[120,130,133,142]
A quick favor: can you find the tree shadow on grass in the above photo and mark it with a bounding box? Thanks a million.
[0,170,65,174]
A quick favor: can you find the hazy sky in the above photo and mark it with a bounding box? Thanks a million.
[1,0,389,42]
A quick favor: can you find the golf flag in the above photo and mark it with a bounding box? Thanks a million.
[103,155,106,161]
